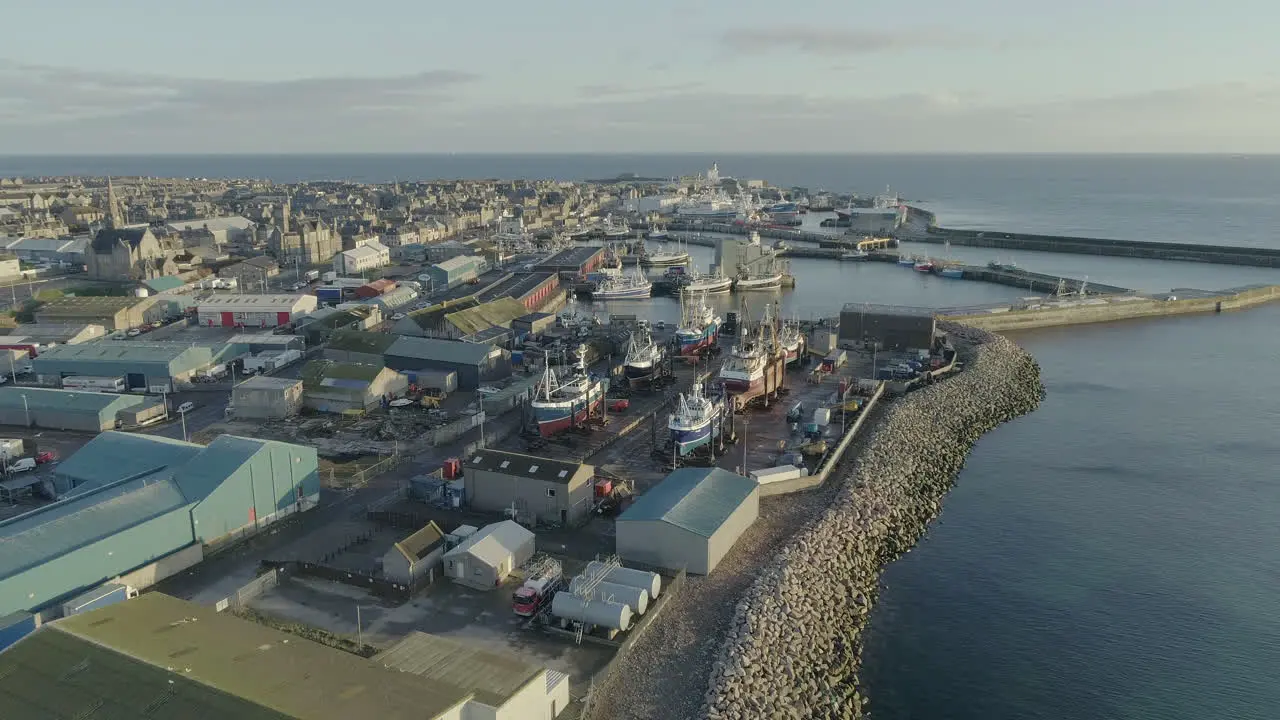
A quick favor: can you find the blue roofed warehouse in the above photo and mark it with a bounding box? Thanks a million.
[0,431,320,617]
[614,467,759,575]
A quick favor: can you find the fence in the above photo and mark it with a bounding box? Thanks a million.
[215,567,280,613]
[327,451,406,489]
[578,568,689,719]
[263,560,417,604]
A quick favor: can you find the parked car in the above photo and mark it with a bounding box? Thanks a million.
[126,329,141,337]
[391,313,406,320]
[177,401,195,414]
[6,458,36,474]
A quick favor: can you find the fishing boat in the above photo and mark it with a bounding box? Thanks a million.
[734,270,784,291]
[778,320,804,365]
[556,295,599,330]
[840,249,869,261]
[718,323,768,394]
[640,242,690,267]
[601,215,631,239]
[681,267,733,294]
[591,269,652,300]
[940,267,965,278]
[913,259,936,273]
[623,323,665,379]
[668,383,725,456]
[675,292,722,354]
[531,355,606,436]
[648,226,669,240]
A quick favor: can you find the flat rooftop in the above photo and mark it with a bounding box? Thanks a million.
[478,272,554,303]
[534,246,601,270]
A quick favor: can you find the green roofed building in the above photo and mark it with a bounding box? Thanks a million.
[32,340,215,392]
[615,467,759,575]
[0,432,319,617]
[301,360,408,414]
[0,593,571,719]
[0,386,152,432]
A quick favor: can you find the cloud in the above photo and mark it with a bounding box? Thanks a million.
[4,68,1280,154]
[0,60,480,126]
[720,26,949,56]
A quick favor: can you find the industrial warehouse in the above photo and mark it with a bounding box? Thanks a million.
[0,432,319,618]
[32,340,216,392]
[196,293,318,327]
[0,387,163,432]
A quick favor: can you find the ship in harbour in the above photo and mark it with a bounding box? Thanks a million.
[640,241,690,267]
[732,231,787,291]
[774,312,804,365]
[601,214,631,239]
[681,267,734,294]
[718,323,769,394]
[531,354,606,436]
[623,322,666,380]
[591,269,652,300]
[836,188,905,235]
[668,383,725,457]
[761,200,800,225]
[675,292,721,355]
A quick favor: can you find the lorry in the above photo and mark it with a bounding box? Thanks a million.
[194,363,228,383]
[512,560,564,617]
[304,269,321,282]
[61,375,126,392]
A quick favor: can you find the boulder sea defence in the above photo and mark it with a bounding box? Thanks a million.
[701,323,1045,719]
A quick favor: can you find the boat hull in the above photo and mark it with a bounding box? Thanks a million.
[676,320,719,354]
[940,268,964,278]
[718,373,764,395]
[624,358,658,379]
[682,278,733,294]
[593,285,652,299]
[670,422,712,456]
[532,382,605,436]
[735,276,783,291]
[642,254,690,267]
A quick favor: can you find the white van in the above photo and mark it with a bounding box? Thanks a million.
[7,458,37,473]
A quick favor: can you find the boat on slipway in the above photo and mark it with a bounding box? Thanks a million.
[624,323,666,380]
[675,292,722,355]
[668,383,725,456]
[531,355,606,436]
[592,269,652,300]
[718,324,768,394]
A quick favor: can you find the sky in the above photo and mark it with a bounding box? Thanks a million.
[2,0,1279,154]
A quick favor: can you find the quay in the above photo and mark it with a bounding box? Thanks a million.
[940,283,1280,331]
[924,226,1280,268]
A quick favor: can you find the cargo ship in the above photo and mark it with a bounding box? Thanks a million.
[531,355,606,436]
[668,383,725,456]
[623,323,665,379]
[675,292,722,354]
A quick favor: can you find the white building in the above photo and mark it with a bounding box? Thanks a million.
[442,520,534,590]
[382,226,419,247]
[615,467,759,575]
[375,631,571,719]
[332,240,391,275]
[196,294,318,328]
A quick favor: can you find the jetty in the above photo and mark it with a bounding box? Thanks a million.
[924,227,1280,268]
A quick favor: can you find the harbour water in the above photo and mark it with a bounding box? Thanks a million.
[9,154,1280,718]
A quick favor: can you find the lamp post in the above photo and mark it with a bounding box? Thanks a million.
[21,393,29,428]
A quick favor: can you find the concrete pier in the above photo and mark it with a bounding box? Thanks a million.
[925,227,1280,268]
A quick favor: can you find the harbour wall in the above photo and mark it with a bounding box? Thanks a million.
[924,227,1280,268]
[945,284,1280,332]
[701,324,1044,719]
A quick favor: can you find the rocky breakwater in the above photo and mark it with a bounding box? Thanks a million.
[701,323,1044,719]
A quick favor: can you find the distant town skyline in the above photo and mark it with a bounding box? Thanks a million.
[3,0,1279,154]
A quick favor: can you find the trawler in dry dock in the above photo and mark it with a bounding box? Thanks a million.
[531,354,606,436]
[675,292,722,355]
[668,383,726,456]
[623,322,666,380]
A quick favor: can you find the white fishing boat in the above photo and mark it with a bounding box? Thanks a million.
[734,271,784,291]
[602,214,631,239]
[556,295,600,330]
[668,383,725,456]
[778,320,803,365]
[718,324,768,394]
[641,241,690,267]
[623,323,665,379]
[840,249,869,260]
[648,226,669,240]
[681,269,734,295]
[592,268,652,300]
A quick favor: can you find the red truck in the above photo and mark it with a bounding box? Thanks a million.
[512,565,564,617]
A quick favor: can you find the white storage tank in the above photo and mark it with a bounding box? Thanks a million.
[585,561,663,599]
[551,592,633,631]
[568,577,650,615]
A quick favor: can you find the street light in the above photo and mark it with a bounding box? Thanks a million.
[21,393,29,428]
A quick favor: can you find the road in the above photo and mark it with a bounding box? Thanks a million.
[140,389,231,441]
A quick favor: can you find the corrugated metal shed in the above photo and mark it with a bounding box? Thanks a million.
[0,386,145,416]
[54,432,203,493]
[393,521,446,563]
[388,336,496,365]
[171,435,266,501]
[619,467,758,538]
[33,341,214,379]
[142,275,186,292]
[327,329,398,355]
[375,630,541,707]
[445,297,528,335]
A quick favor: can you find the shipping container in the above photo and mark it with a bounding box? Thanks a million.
[812,407,832,426]
[0,612,36,653]
[62,582,136,617]
[750,465,803,485]
[62,376,125,392]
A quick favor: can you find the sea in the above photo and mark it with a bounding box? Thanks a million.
[6,153,1280,719]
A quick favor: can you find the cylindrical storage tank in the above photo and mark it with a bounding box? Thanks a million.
[585,562,663,599]
[551,592,632,631]
[568,577,650,615]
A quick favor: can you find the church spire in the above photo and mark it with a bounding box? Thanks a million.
[106,177,124,229]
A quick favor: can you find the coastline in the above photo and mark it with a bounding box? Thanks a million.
[700,323,1045,719]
